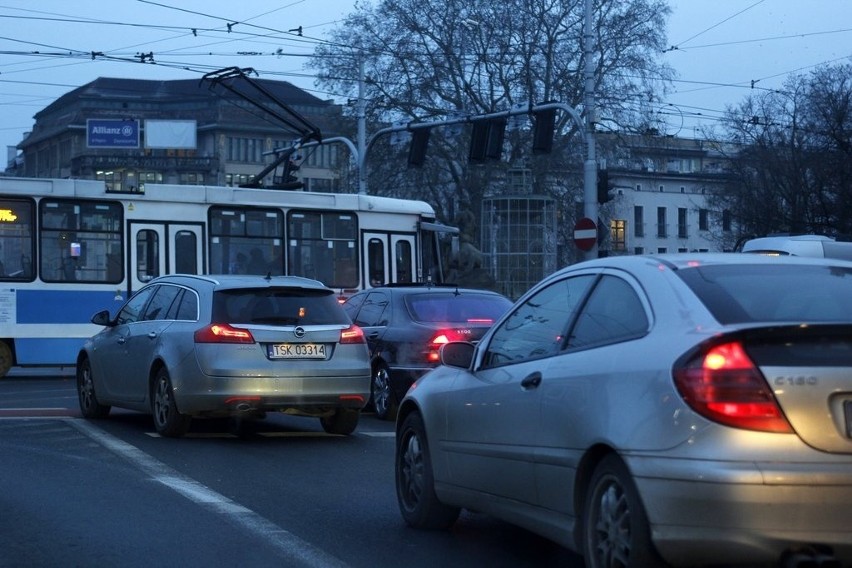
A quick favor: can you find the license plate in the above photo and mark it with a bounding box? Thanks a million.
[268,343,327,359]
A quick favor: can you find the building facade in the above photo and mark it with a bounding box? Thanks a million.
[601,134,736,255]
[5,77,349,192]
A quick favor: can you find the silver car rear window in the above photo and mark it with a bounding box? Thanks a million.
[676,264,852,324]
[213,288,350,325]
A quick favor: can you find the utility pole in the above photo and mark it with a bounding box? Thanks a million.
[357,56,368,195]
[582,0,599,259]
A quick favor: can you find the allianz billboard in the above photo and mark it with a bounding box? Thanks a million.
[87,119,140,148]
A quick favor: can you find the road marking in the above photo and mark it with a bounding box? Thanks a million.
[68,418,350,568]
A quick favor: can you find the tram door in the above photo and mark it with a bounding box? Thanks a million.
[362,232,416,287]
[129,222,205,292]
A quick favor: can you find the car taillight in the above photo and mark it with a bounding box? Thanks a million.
[340,325,365,344]
[194,323,255,344]
[673,340,793,433]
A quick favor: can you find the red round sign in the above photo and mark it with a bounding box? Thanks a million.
[573,217,597,251]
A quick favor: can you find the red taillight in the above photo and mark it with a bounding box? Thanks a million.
[673,341,793,433]
[340,325,365,344]
[194,323,255,344]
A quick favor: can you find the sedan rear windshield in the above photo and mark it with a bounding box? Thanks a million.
[213,288,350,325]
[405,293,512,324]
[676,264,852,324]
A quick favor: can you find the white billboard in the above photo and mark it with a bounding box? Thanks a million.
[144,119,197,149]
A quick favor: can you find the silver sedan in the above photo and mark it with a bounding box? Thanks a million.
[395,253,852,567]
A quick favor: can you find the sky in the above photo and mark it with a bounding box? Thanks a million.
[1,0,851,156]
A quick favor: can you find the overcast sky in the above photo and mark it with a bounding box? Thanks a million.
[1,0,850,154]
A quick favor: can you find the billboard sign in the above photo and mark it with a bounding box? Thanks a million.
[144,119,197,149]
[86,119,140,149]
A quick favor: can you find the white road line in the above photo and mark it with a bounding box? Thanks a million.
[68,418,350,568]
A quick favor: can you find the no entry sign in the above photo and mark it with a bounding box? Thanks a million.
[573,217,597,251]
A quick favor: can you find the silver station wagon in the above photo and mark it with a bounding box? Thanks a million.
[76,274,371,437]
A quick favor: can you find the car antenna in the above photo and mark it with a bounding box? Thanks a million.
[265,272,272,281]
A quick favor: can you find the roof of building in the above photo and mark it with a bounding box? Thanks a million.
[36,76,331,119]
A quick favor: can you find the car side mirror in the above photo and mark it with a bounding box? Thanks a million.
[440,342,475,369]
[91,309,114,327]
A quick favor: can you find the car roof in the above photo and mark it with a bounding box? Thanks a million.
[147,274,331,291]
[366,283,505,295]
[551,252,852,277]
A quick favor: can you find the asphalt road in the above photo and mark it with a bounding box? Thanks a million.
[0,372,584,568]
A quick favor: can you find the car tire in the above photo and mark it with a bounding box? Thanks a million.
[151,367,191,438]
[0,341,12,378]
[320,408,360,435]
[395,412,460,529]
[582,454,664,568]
[371,364,398,421]
[76,356,111,419]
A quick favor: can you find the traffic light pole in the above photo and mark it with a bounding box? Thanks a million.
[583,0,598,259]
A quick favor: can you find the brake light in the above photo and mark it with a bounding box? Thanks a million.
[194,323,255,344]
[673,341,793,433]
[340,325,365,344]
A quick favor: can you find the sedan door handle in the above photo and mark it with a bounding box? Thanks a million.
[117,337,126,345]
[368,332,380,339]
[520,372,542,390]
[148,331,158,339]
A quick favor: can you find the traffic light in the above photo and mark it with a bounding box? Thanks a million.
[469,118,507,162]
[597,168,612,204]
[532,108,556,154]
[408,128,431,167]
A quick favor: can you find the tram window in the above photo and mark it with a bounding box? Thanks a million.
[209,207,283,275]
[0,199,35,281]
[39,199,122,284]
[174,230,197,274]
[137,230,159,282]
[288,210,358,289]
[368,238,386,287]
[395,240,413,283]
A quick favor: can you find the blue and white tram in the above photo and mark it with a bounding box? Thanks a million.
[0,177,453,376]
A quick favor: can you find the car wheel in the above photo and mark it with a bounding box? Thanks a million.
[76,357,111,419]
[371,364,398,421]
[583,454,663,568]
[151,367,191,438]
[320,408,360,435]
[0,341,12,378]
[395,412,460,529]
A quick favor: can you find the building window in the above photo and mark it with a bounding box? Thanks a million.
[635,184,641,191]
[678,248,688,252]
[699,208,709,231]
[722,209,732,232]
[678,208,688,238]
[633,206,644,237]
[659,185,664,192]
[225,173,253,187]
[180,173,204,185]
[634,247,644,255]
[657,247,667,253]
[610,220,626,251]
[657,207,667,238]
[226,137,264,163]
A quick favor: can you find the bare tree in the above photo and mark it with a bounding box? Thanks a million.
[715,63,852,241]
[309,0,672,235]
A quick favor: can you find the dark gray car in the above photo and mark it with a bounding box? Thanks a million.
[77,274,371,437]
